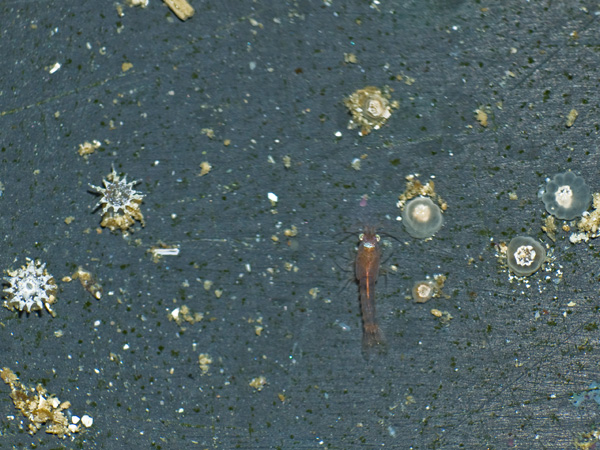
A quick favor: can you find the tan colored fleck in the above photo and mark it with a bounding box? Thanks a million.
[344,53,358,64]
[1,367,89,437]
[249,376,267,391]
[198,353,212,374]
[396,174,447,211]
[169,305,204,326]
[198,161,212,176]
[77,140,101,158]
[72,267,102,300]
[200,128,215,139]
[283,225,298,237]
[475,108,488,127]
[566,109,578,127]
[163,0,194,20]
[282,155,292,169]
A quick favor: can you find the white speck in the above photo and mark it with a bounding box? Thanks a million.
[152,247,180,256]
[177,408,184,413]
[49,62,61,74]
[334,320,351,331]
[249,61,257,70]
[245,263,251,273]
[268,192,278,203]
[335,131,342,137]
[171,213,177,219]
[171,307,180,319]
[153,160,160,166]
[81,415,94,427]
[123,343,130,350]
[71,415,81,424]
[94,320,101,327]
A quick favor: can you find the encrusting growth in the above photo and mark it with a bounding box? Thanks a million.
[344,86,398,136]
[3,258,57,316]
[90,166,145,233]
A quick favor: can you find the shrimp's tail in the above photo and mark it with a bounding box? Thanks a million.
[362,322,386,359]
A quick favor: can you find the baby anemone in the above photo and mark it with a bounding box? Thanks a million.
[542,171,591,220]
[506,236,546,277]
[411,274,447,303]
[402,197,443,239]
[412,281,436,303]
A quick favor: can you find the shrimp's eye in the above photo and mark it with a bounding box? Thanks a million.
[375,234,381,242]
[358,233,364,241]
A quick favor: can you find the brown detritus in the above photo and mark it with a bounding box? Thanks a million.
[475,108,488,127]
[574,428,600,449]
[572,192,600,243]
[200,128,215,139]
[430,309,453,323]
[249,376,267,391]
[198,354,212,375]
[168,304,204,326]
[396,174,447,211]
[344,53,358,64]
[126,0,148,7]
[77,140,101,158]
[566,108,578,127]
[198,161,212,176]
[71,267,102,300]
[163,0,194,20]
[0,367,90,437]
[283,225,298,237]
[542,215,557,242]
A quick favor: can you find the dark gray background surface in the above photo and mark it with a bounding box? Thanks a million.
[1,0,599,448]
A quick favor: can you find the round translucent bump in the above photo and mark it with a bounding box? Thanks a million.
[412,281,435,303]
[506,236,546,277]
[402,197,444,239]
[542,172,591,220]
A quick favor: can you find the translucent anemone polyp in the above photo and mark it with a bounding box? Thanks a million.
[542,172,591,220]
[506,236,546,277]
[402,197,443,239]
[412,281,435,303]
